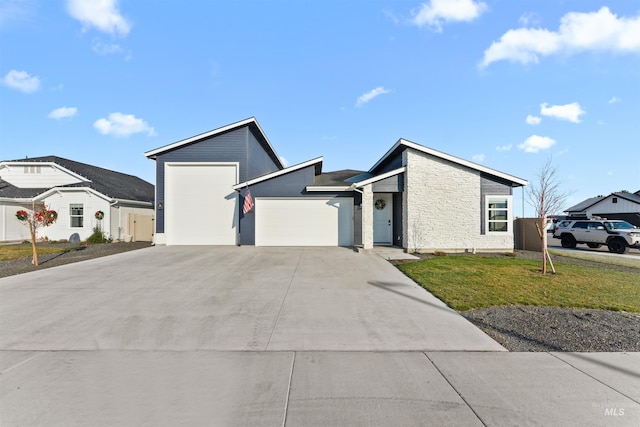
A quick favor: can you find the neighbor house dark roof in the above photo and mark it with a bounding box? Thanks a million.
[565,191,640,214]
[0,156,154,203]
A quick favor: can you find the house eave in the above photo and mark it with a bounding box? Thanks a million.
[305,186,353,192]
[369,139,528,187]
[144,117,284,169]
[354,167,406,187]
[232,157,323,190]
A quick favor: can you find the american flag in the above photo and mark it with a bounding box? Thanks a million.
[242,188,254,214]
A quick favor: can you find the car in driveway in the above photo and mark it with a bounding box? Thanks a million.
[553,219,640,254]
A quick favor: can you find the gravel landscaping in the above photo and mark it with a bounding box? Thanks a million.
[0,241,152,278]
[1,244,638,352]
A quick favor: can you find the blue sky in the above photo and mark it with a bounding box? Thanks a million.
[1,0,639,216]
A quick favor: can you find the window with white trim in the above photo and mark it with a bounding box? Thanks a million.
[486,196,512,233]
[70,204,84,228]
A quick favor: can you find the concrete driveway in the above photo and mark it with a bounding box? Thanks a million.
[0,246,502,352]
[2,247,639,426]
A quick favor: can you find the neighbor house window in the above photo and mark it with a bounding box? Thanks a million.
[70,204,83,227]
[486,196,512,232]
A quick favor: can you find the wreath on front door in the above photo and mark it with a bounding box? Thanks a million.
[374,199,386,210]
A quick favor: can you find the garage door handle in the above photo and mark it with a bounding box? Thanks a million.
[388,220,391,225]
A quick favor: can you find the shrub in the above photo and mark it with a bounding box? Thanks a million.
[86,226,110,244]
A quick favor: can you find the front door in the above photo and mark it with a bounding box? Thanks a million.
[373,193,393,244]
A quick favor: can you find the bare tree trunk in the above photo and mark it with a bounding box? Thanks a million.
[30,225,39,266]
[541,216,547,274]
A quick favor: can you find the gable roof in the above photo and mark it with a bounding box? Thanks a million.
[144,117,284,169]
[565,192,640,213]
[370,138,528,187]
[565,196,606,213]
[613,191,640,205]
[0,156,154,203]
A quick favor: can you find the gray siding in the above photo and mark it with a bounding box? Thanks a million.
[247,128,280,179]
[239,165,357,245]
[480,173,513,234]
[155,126,279,233]
[373,173,404,192]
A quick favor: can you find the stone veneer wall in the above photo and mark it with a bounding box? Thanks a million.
[361,183,374,249]
[403,149,513,252]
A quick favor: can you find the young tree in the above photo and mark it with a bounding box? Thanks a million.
[15,203,58,266]
[527,157,572,274]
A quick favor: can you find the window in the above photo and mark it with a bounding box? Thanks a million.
[70,204,83,227]
[612,197,618,204]
[486,196,511,232]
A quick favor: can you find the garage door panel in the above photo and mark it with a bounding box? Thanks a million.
[256,198,353,246]
[165,164,237,245]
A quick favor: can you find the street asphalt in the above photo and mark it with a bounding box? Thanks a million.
[1,246,638,426]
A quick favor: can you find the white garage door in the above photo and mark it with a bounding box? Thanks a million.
[255,198,353,246]
[165,163,238,245]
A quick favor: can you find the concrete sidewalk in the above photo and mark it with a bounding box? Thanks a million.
[1,350,638,425]
[1,246,638,425]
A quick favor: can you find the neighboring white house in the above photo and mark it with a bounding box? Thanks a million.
[565,190,640,227]
[0,156,155,242]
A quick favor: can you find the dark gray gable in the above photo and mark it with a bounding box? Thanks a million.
[152,125,281,234]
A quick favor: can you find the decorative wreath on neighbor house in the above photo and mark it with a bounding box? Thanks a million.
[16,210,28,221]
[95,210,104,220]
[374,199,386,210]
[49,210,58,221]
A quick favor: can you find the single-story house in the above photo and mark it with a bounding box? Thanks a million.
[565,190,640,227]
[145,117,528,252]
[0,156,155,242]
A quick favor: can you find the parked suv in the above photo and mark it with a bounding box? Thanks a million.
[553,219,640,254]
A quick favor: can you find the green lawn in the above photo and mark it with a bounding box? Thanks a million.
[0,245,68,261]
[397,256,640,313]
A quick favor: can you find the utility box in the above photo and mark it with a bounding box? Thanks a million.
[514,218,544,252]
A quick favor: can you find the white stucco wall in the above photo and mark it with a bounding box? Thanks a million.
[0,164,84,188]
[361,184,374,249]
[586,196,639,216]
[0,191,112,242]
[403,149,514,252]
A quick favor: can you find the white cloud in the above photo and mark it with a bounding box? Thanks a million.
[608,96,621,104]
[67,0,131,36]
[519,12,541,27]
[518,135,556,153]
[0,0,36,26]
[480,7,640,67]
[540,102,585,123]
[2,69,40,93]
[411,0,487,31]
[526,115,541,125]
[94,112,156,137]
[92,40,123,55]
[356,86,391,107]
[496,144,512,152]
[472,154,485,163]
[48,107,77,119]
